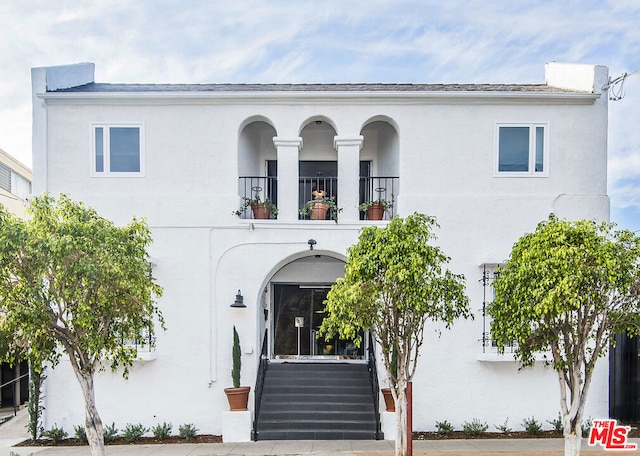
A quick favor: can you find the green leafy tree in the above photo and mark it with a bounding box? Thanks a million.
[0,194,163,456]
[319,213,471,456]
[488,217,640,456]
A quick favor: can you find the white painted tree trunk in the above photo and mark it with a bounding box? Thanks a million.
[74,370,106,456]
[564,431,582,456]
[394,382,407,456]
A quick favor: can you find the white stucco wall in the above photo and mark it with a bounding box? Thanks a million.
[34,63,610,436]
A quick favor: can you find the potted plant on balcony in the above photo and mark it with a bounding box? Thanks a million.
[234,195,278,220]
[359,198,393,221]
[300,196,342,223]
[224,326,251,411]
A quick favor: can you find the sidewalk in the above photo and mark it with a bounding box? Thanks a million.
[2,411,638,455]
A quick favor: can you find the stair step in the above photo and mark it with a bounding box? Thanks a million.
[256,429,378,440]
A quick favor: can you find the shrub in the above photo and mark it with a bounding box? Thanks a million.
[462,418,488,435]
[151,422,172,440]
[435,420,455,435]
[582,417,593,437]
[547,413,563,433]
[179,423,198,440]
[522,416,543,434]
[122,423,148,443]
[73,424,88,443]
[495,418,512,433]
[42,424,68,443]
[103,422,119,443]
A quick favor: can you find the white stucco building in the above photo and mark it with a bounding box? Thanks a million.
[31,62,611,440]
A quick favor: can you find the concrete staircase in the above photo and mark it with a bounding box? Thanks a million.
[254,362,381,440]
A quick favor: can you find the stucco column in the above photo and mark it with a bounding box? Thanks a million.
[273,137,303,222]
[335,136,363,223]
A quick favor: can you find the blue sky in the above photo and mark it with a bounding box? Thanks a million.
[1,0,639,231]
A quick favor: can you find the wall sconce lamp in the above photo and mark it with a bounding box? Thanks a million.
[231,290,246,308]
[308,239,317,250]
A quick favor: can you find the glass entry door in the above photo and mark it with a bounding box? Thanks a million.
[272,284,364,359]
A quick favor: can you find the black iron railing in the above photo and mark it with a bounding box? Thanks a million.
[123,330,156,353]
[0,372,29,417]
[237,176,278,219]
[252,330,269,441]
[359,177,399,220]
[298,176,339,220]
[367,332,383,439]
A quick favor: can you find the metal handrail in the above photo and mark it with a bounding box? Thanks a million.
[252,330,269,441]
[0,372,29,417]
[367,332,383,439]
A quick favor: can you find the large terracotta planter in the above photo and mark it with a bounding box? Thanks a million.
[310,202,329,220]
[366,203,386,220]
[381,387,395,412]
[224,386,251,411]
[251,203,271,219]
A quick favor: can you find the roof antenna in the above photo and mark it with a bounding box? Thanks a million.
[602,70,640,101]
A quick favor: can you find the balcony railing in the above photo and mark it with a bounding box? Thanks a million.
[237,176,278,219]
[299,176,339,221]
[359,176,398,220]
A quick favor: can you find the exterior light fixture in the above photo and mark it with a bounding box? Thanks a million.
[308,239,317,250]
[231,290,246,308]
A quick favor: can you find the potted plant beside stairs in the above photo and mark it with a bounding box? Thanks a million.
[224,326,251,411]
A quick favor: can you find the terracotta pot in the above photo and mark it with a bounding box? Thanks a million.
[310,202,329,220]
[381,387,395,412]
[251,203,271,219]
[366,203,386,220]
[224,386,251,411]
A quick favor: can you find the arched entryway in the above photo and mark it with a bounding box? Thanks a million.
[266,254,365,360]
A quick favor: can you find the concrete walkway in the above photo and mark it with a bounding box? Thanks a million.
[2,411,638,455]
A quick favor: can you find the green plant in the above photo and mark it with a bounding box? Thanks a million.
[233,195,278,219]
[462,418,488,435]
[358,198,394,212]
[122,423,148,443]
[232,326,242,388]
[151,422,172,440]
[522,416,543,434]
[42,424,68,443]
[547,413,563,433]
[179,423,198,440]
[435,420,454,435]
[74,424,88,443]
[103,422,119,443]
[27,364,46,441]
[495,418,512,433]
[582,417,593,437]
[299,196,342,222]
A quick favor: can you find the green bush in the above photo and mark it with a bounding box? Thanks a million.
[42,424,68,443]
[151,422,172,440]
[103,422,119,443]
[547,413,563,433]
[122,423,148,443]
[582,417,593,437]
[462,418,488,435]
[495,418,512,433]
[179,423,198,440]
[73,424,88,443]
[522,416,543,434]
[435,420,454,435]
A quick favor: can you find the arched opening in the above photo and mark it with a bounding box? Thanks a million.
[359,119,400,220]
[265,254,364,359]
[298,120,339,220]
[237,119,278,219]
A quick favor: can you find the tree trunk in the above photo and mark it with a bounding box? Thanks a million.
[74,371,105,456]
[394,382,407,456]
[563,416,582,456]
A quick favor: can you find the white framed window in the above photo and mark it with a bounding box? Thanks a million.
[496,124,547,176]
[92,124,144,176]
